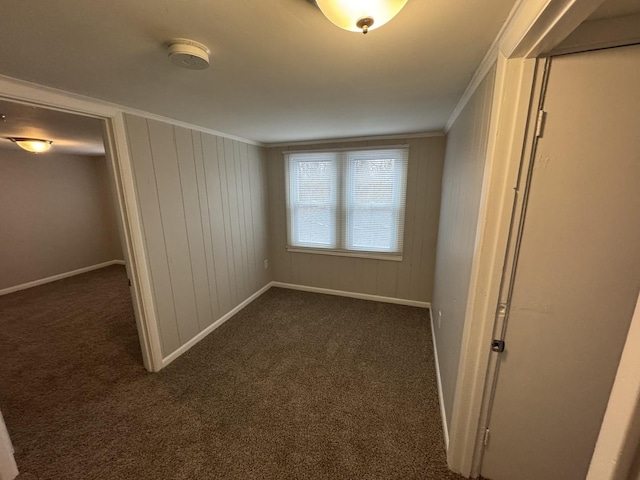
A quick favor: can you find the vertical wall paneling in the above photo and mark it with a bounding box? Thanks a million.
[431,65,497,424]
[233,141,247,301]
[249,145,265,289]
[146,119,200,344]
[124,114,271,360]
[241,144,256,295]
[238,143,251,300]
[258,145,270,287]
[225,138,244,304]
[191,131,221,323]
[395,139,421,298]
[266,136,445,302]
[125,115,180,355]
[174,126,213,332]
[409,140,432,300]
[421,139,445,301]
[202,134,232,316]
[217,137,238,307]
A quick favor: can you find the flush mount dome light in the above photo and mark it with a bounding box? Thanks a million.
[315,0,408,34]
[167,38,211,70]
[9,137,53,153]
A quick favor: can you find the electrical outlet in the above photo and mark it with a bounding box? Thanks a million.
[264,259,269,270]
[438,310,442,329]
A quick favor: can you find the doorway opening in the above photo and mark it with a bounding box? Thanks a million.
[0,98,153,476]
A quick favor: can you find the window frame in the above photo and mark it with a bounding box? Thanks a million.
[284,145,409,261]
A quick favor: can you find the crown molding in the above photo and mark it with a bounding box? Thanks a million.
[0,74,263,147]
[266,131,444,148]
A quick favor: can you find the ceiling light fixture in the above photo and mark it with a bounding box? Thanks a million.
[167,38,211,70]
[315,0,408,34]
[8,137,53,153]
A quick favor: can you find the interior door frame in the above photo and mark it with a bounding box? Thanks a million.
[470,55,550,475]
[0,77,164,373]
[587,291,640,480]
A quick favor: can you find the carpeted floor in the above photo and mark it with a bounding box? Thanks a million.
[0,265,462,479]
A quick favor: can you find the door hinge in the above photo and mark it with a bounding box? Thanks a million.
[484,428,491,446]
[491,339,505,353]
[128,278,131,287]
[535,110,547,138]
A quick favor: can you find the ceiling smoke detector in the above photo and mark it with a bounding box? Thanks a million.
[167,38,210,70]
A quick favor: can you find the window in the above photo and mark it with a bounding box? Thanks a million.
[285,147,408,260]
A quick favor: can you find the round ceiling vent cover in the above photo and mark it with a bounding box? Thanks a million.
[167,38,210,70]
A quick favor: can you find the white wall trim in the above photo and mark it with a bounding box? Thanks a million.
[0,260,127,296]
[271,282,430,309]
[161,282,273,368]
[0,410,18,480]
[0,74,262,147]
[501,0,606,59]
[587,291,640,480]
[267,131,444,148]
[429,308,450,450]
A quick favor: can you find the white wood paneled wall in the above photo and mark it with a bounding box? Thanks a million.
[266,136,445,302]
[431,65,496,424]
[124,114,270,358]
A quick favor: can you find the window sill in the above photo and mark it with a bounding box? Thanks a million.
[286,247,403,262]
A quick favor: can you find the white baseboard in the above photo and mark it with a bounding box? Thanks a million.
[161,281,430,369]
[430,308,450,450]
[270,282,431,309]
[0,259,127,296]
[161,282,273,368]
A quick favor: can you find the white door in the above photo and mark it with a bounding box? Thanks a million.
[481,44,640,480]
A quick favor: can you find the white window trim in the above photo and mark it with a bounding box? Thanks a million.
[284,145,409,261]
[285,247,403,262]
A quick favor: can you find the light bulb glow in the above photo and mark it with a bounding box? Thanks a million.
[9,138,53,153]
[316,0,408,33]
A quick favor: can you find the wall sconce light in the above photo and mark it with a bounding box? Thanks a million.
[8,137,53,153]
[315,0,408,34]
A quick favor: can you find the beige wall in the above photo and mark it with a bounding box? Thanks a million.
[0,150,124,291]
[266,136,445,302]
[124,114,270,358]
[431,65,496,424]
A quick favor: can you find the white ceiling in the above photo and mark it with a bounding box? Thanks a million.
[0,0,518,144]
[0,100,105,156]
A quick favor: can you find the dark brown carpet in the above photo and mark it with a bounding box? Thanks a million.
[0,265,461,479]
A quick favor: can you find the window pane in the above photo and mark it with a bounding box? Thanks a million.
[295,205,333,246]
[352,158,395,205]
[351,207,395,250]
[287,154,337,249]
[296,161,333,204]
